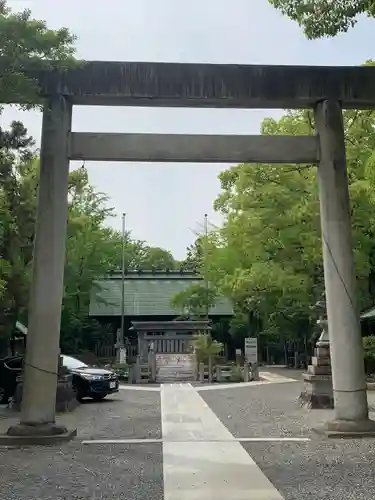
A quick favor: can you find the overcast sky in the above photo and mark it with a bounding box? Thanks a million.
[2,0,375,259]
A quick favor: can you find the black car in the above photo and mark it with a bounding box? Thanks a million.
[62,355,119,401]
[0,354,119,404]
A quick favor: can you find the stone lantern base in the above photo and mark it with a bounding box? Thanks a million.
[299,320,334,409]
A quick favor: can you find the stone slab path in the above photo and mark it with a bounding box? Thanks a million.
[160,383,284,499]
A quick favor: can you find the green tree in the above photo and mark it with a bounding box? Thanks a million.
[208,107,375,351]
[60,169,181,352]
[191,333,224,364]
[0,0,77,353]
[0,0,76,108]
[182,238,204,271]
[0,122,37,346]
[269,0,375,39]
[140,246,177,270]
[171,283,217,319]
[60,168,121,352]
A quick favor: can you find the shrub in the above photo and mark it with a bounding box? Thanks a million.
[230,364,244,382]
[112,363,129,379]
[190,333,224,364]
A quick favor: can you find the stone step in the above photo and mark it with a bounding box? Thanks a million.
[308,364,332,376]
[311,356,331,367]
[314,346,330,358]
[302,372,332,382]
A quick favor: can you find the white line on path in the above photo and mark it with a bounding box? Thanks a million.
[82,437,310,445]
[196,378,294,391]
[259,372,297,383]
[119,385,160,391]
[160,383,285,500]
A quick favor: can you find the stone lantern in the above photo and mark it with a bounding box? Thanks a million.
[299,294,334,409]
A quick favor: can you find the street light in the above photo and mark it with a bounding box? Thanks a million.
[117,212,126,363]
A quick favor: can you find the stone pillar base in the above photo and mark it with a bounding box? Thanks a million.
[299,374,334,409]
[314,418,375,438]
[2,424,77,445]
[11,377,80,413]
[7,422,68,436]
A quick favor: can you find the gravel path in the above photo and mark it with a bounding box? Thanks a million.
[0,391,163,500]
[201,378,375,499]
[2,377,375,499]
[242,440,375,500]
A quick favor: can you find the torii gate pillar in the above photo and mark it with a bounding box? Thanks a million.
[315,100,375,435]
[7,97,75,441]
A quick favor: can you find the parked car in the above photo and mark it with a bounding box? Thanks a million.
[62,355,119,401]
[0,354,119,404]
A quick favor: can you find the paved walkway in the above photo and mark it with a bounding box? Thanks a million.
[1,371,375,499]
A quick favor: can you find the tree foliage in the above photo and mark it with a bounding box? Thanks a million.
[139,246,177,271]
[0,128,178,353]
[0,122,37,344]
[191,333,224,364]
[182,238,204,271]
[171,283,217,319]
[0,0,77,108]
[0,2,182,356]
[269,0,375,39]
[190,104,375,355]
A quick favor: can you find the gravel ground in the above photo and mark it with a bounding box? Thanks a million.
[3,377,375,499]
[0,443,163,500]
[0,391,163,500]
[201,379,325,438]
[242,440,375,500]
[202,378,375,499]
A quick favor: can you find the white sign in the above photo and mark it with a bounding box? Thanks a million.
[155,353,196,382]
[244,337,258,364]
[119,347,127,364]
[156,353,195,366]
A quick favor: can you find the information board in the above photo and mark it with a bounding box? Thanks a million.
[244,337,258,364]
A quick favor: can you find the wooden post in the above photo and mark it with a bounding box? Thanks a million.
[243,362,249,383]
[148,351,156,382]
[294,351,299,369]
[199,362,205,383]
[135,355,141,384]
[208,355,213,384]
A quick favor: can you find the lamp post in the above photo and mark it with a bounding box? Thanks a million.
[118,212,126,363]
[204,213,209,319]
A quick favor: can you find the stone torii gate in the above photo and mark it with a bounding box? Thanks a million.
[5,61,375,440]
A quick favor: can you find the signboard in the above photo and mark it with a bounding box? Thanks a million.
[244,337,258,364]
[155,353,196,382]
[119,347,127,364]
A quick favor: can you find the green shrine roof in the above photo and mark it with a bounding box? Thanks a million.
[89,270,233,317]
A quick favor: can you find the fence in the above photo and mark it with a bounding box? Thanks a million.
[94,344,137,360]
[94,341,227,363]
